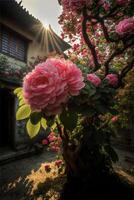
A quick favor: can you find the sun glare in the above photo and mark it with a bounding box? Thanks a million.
[42,21,49,30]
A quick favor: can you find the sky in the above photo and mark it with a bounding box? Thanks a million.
[16,0,62,34]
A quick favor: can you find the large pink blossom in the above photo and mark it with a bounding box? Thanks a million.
[61,0,92,11]
[23,58,85,116]
[87,73,101,87]
[115,18,134,36]
[105,74,118,87]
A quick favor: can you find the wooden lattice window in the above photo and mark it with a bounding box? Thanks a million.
[0,26,28,62]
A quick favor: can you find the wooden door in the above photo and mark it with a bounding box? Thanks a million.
[0,88,15,148]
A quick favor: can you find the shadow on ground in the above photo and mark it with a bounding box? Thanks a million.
[0,148,133,200]
[0,150,57,200]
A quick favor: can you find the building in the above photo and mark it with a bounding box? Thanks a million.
[0,0,71,163]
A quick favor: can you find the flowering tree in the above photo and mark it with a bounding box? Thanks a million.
[15,0,134,199]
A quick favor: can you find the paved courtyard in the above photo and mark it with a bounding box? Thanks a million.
[0,148,133,200]
[0,150,56,200]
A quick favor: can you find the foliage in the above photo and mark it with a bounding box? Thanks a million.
[0,54,28,82]
[0,54,46,83]
[111,70,134,131]
[59,0,134,75]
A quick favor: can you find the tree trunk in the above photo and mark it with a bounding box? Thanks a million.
[59,130,134,200]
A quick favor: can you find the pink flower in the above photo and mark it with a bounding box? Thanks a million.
[23,58,85,116]
[55,160,63,167]
[61,0,92,11]
[44,164,51,172]
[116,18,134,36]
[87,73,101,87]
[111,116,118,123]
[42,139,48,145]
[103,2,110,11]
[51,146,60,152]
[116,0,128,5]
[50,58,85,96]
[49,132,55,136]
[99,0,110,11]
[47,135,57,142]
[105,74,118,87]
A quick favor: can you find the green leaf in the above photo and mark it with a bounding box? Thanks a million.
[18,93,23,100]
[16,105,31,120]
[14,87,22,95]
[16,90,24,100]
[60,109,78,131]
[82,83,96,95]
[51,122,57,130]
[45,127,51,135]
[26,119,41,138]
[92,93,101,100]
[14,88,24,100]
[88,87,96,97]
[56,115,60,124]
[41,118,48,130]
[30,112,42,125]
[19,98,26,107]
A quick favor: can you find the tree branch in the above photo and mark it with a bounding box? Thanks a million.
[118,58,134,86]
[82,7,101,71]
[56,121,64,139]
[99,20,111,42]
[102,6,118,20]
[104,42,134,76]
[56,121,70,143]
[99,19,117,43]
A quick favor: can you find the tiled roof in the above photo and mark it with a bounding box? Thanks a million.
[0,0,41,32]
[0,0,71,53]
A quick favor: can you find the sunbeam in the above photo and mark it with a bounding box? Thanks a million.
[28,20,70,56]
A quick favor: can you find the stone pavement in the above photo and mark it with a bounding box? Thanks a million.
[115,148,134,174]
[0,148,133,200]
[0,150,56,200]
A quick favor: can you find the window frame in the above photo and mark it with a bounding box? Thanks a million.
[0,25,28,62]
